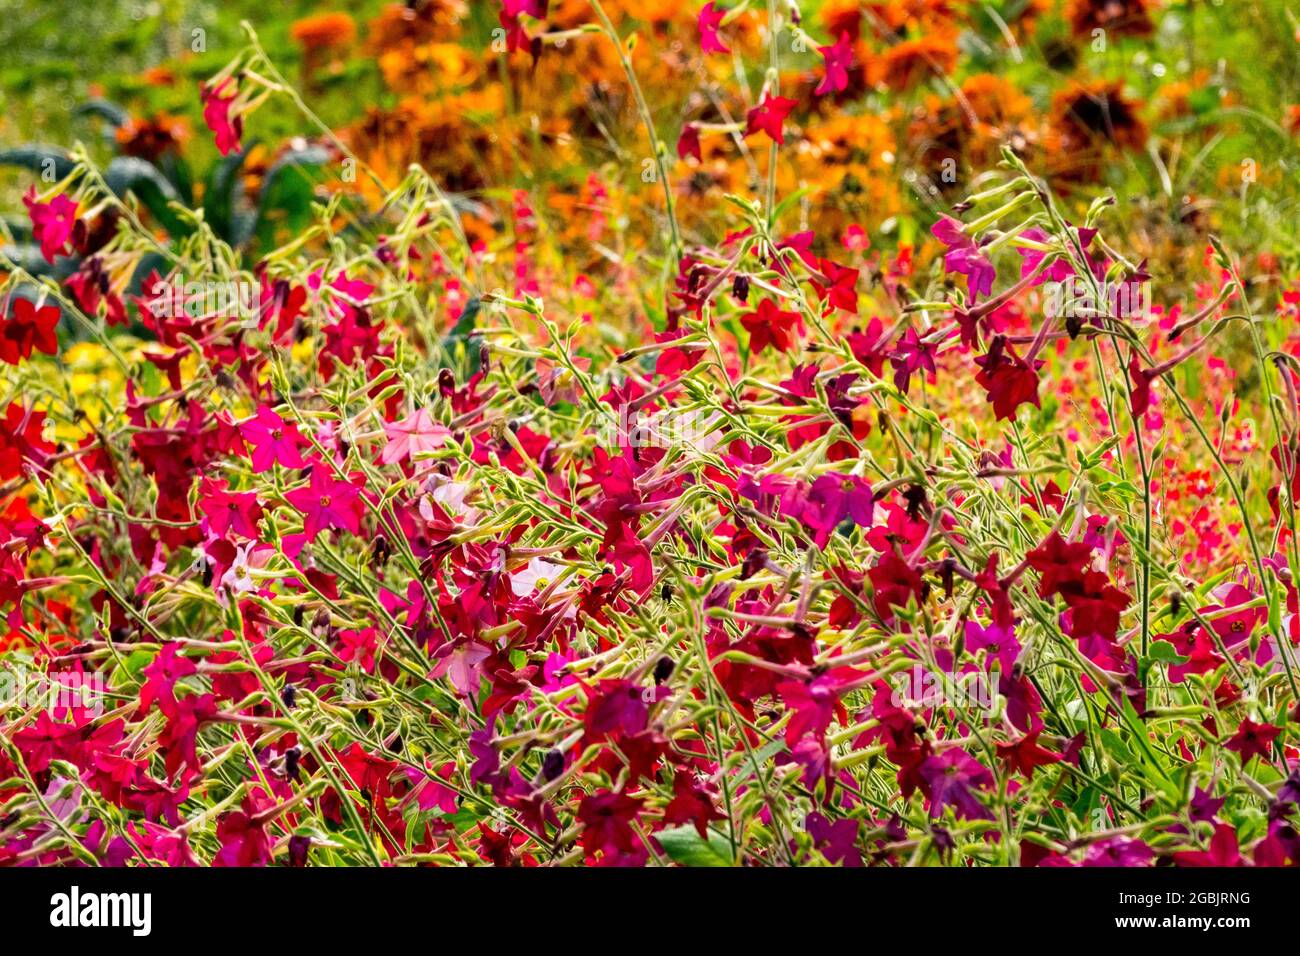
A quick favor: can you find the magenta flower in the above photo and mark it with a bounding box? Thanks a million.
[23,190,82,263]
[239,406,309,472]
[815,33,854,96]
[200,78,243,156]
[286,465,365,539]
[919,748,994,821]
[698,2,730,54]
[931,216,996,299]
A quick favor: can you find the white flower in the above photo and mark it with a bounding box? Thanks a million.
[421,477,473,519]
[510,557,566,597]
[220,542,259,597]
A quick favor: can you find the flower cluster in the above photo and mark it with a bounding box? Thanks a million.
[1,0,1299,869]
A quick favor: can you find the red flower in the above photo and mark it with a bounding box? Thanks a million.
[662,771,725,838]
[0,403,55,480]
[1173,823,1244,867]
[1224,718,1281,763]
[996,731,1062,780]
[0,297,59,365]
[1025,532,1093,600]
[577,790,647,865]
[868,549,928,619]
[741,298,804,354]
[745,94,798,145]
[974,338,1044,421]
[676,122,702,162]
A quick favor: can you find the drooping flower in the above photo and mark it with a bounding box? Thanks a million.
[815,33,854,96]
[698,2,731,54]
[199,78,243,156]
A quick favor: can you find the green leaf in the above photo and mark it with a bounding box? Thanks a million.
[74,98,130,130]
[0,144,76,181]
[253,146,331,248]
[1147,640,1188,664]
[204,146,253,245]
[105,156,189,238]
[655,825,734,866]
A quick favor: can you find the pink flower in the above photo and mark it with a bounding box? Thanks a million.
[381,407,450,465]
[815,33,854,96]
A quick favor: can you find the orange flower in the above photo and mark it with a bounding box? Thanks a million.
[873,32,958,91]
[1045,80,1147,183]
[367,1,465,52]
[908,74,1036,182]
[115,112,191,162]
[139,65,176,87]
[290,12,357,51]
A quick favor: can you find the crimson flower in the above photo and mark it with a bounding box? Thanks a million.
[676,122,702,162]
[745,94,798,145]
[662,771,725,838]
[741,298,804,354]
[1224,718,1281,763]
[1025,532,1093,600]
[578,790,647,866]
[973,337,1044,421]
[1,298,59,364]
